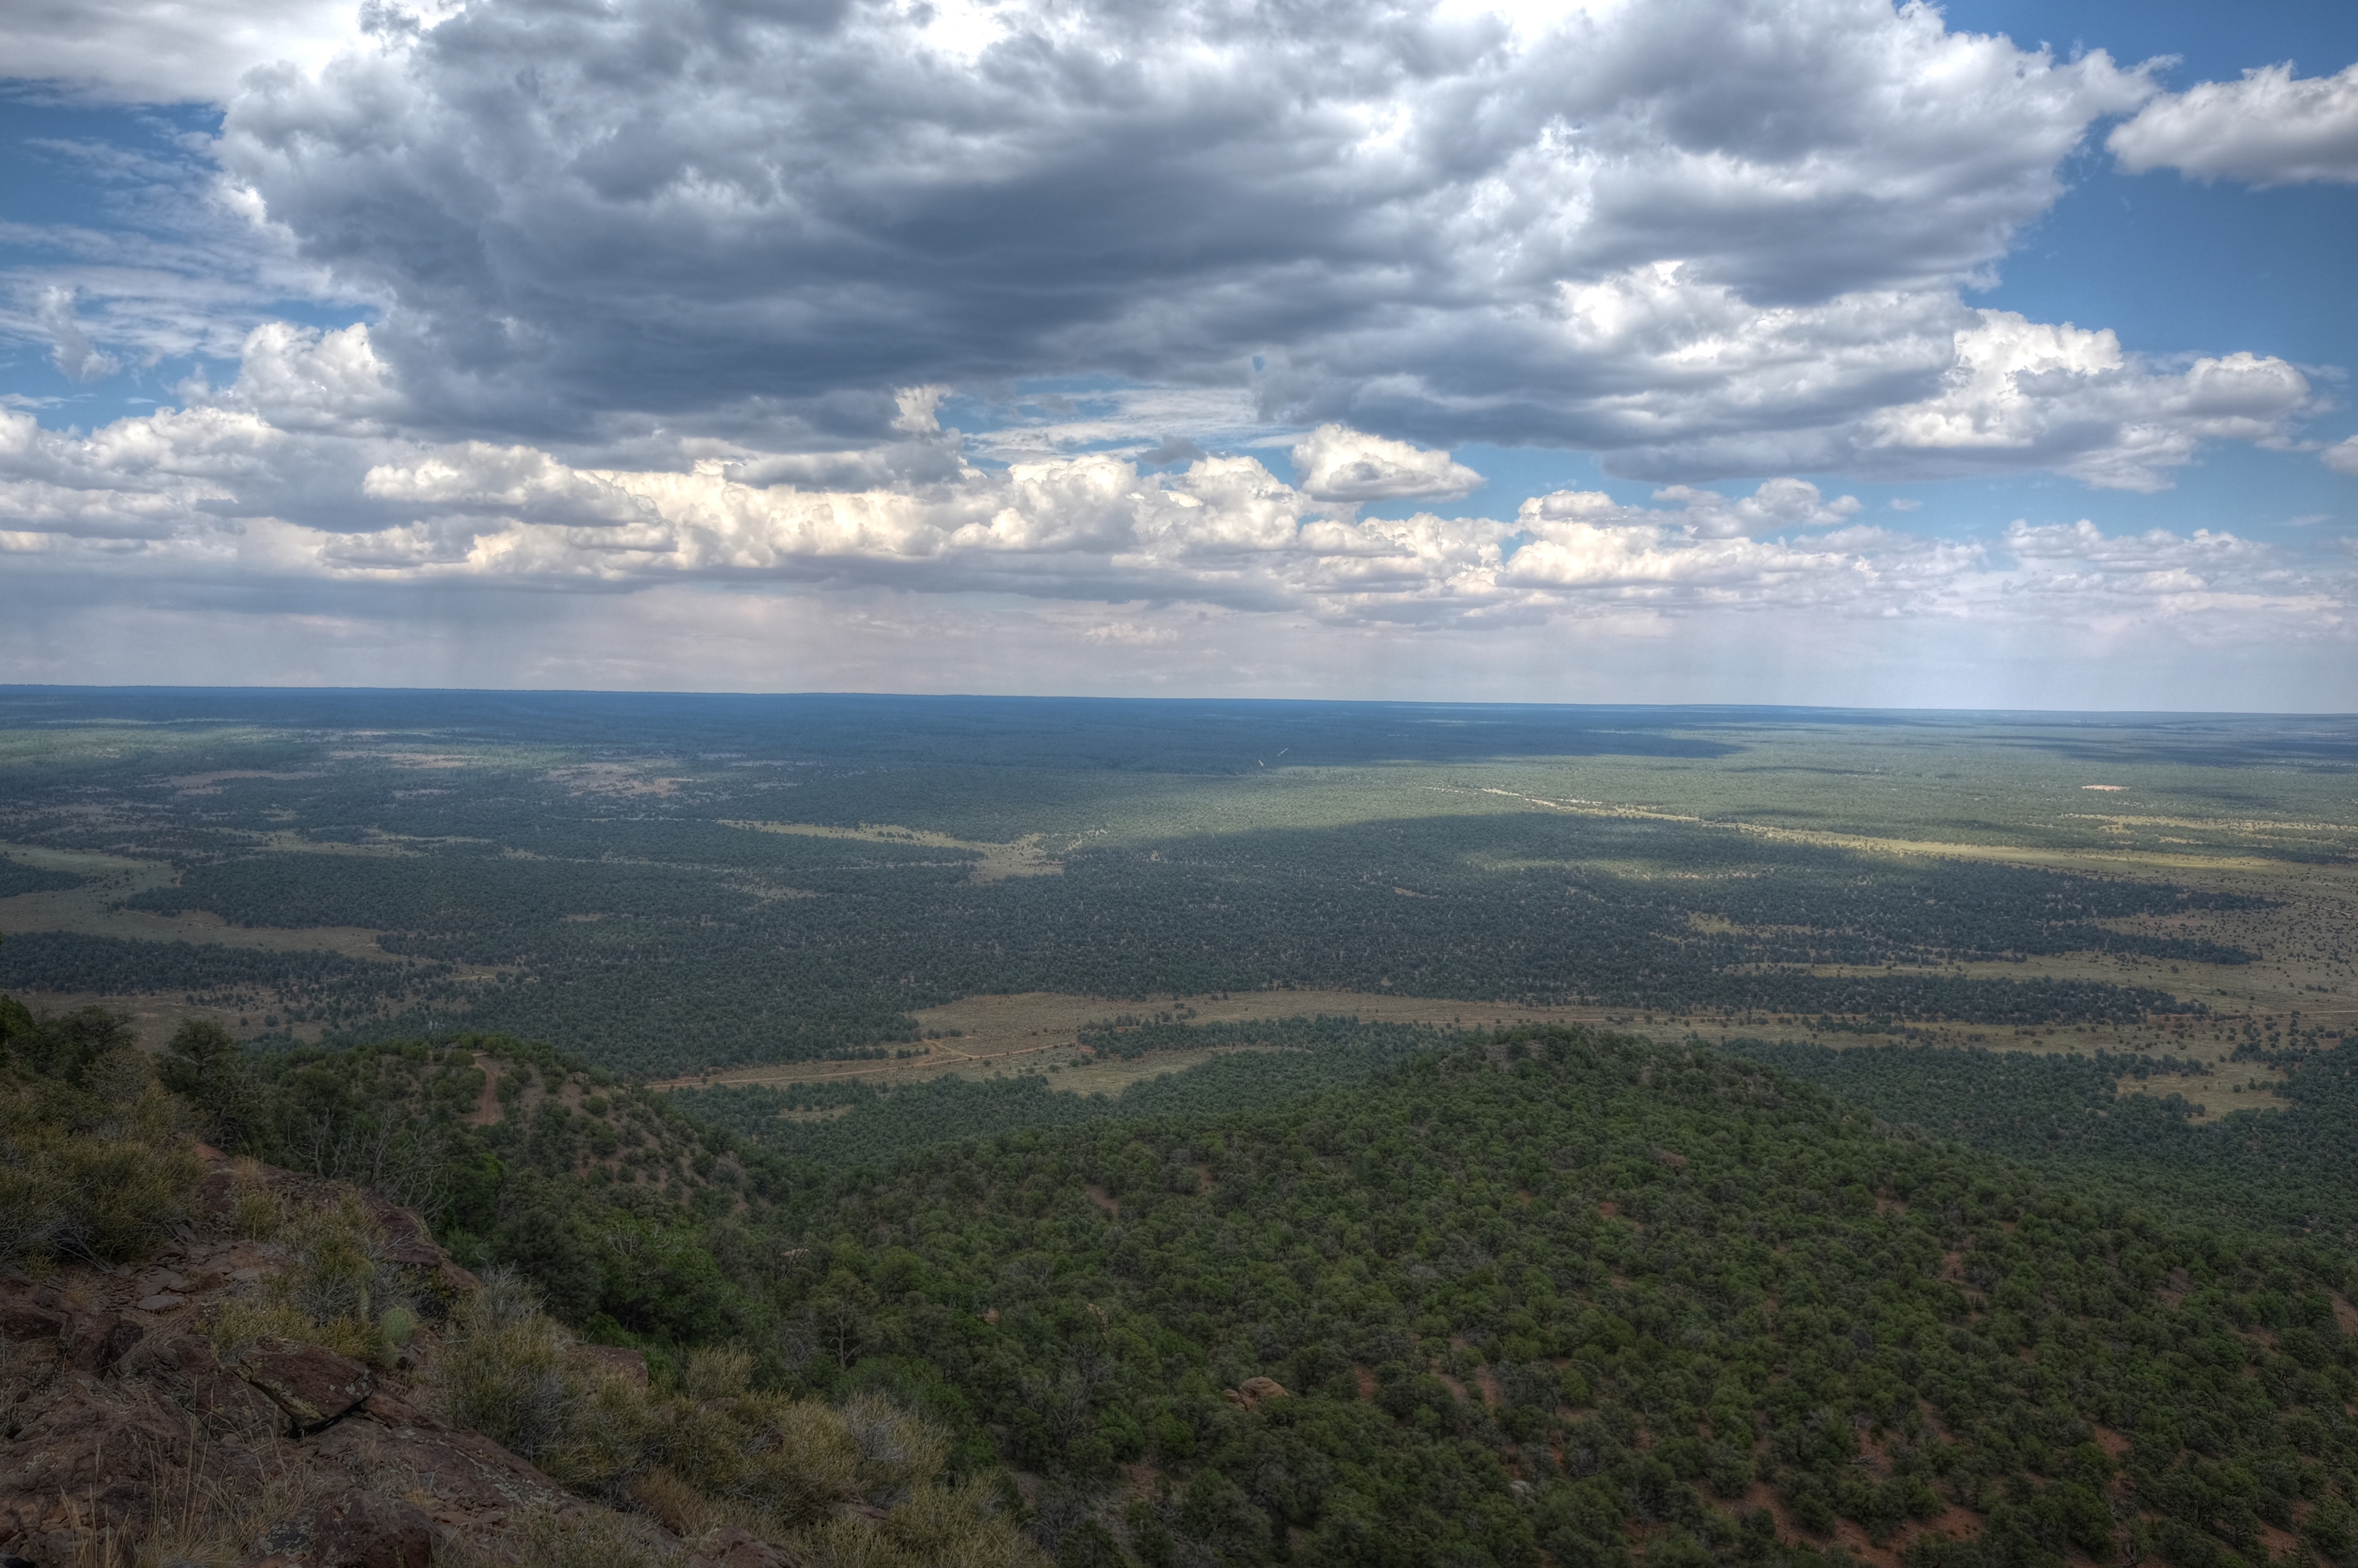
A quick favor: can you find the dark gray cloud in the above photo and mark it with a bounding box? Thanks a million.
[215,0,2154,452]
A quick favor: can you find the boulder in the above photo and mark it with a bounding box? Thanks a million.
[304,1416,578,1521]
[359,1390,442,1431]
[235,1339,374,1432]
[0,1299,64,1341]
[241,1488,433,1568]
[115,1332,284,1440]
[62,1313,145,1374]
[1223,1377,1292,1409]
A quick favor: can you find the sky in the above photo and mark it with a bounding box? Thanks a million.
[1,0,2355,708]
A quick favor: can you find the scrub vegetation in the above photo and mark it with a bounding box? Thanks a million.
[2,691,2354,1566]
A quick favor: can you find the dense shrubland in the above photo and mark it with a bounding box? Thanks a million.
[7,693,2297,1079]
[0,998,203,1274]
[55,812,2235,1075]
[0,993,1040,1568]
[14,985,2351,1568]
[1728,1036,2358,1233]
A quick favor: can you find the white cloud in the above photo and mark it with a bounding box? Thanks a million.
[1854,314,2311,491]
[2324,436,2358,476]
[1641,478,1860,539]
[36,288,121,384]
[218,322,407,433]
[0,325,2342,674]
[1580,304,2309,488]
[0,122,370,400]
[1994,519,2349,641]
[0,0,370,104]
[2110,61,2358,186]
[202,0,2155,454]
[2,353,2348,705]
[8,0,2313,500]
[1289,425,1485,503]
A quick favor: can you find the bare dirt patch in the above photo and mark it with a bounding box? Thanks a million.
[655,987,1602,1090]
[543,762,688,797]
[166,770,322,793]
[327,749,473,769]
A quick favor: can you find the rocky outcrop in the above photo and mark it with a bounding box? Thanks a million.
[0,1150,579,1567]
[235,1340,374,1433]
[1221,1376,1291,1410]
[244,1489,435,1568]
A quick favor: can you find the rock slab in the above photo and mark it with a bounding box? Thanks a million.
[236,1339,374,1433]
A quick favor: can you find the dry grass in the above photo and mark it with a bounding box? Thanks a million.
[421,1275,1045,1567]
[63,1432,328,1568]
[716,820,1062,883]
[202,1187,412,1365]
[0,1048,203,1272]
[442,1506,687,1568]
[658,988,1596,1090]
[423,1266,577,1456]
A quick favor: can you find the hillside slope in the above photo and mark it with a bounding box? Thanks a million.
[0,1033,1044,1568]
[6,993,2356,1568]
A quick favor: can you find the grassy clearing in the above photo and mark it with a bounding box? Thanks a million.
[717,819,1062,881]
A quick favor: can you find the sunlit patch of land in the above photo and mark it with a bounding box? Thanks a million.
[717,819,1062,880]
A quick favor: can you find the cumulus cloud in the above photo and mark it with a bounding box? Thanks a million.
[1289,425,1483,503]
[2324,436,2358,477]
[0,0,365,103]
[2111,61,2358,186]
[1598,308,2311,487]
[1995,519,2349,634]
[4,325,2342,657]
[5,0,2345,697]
[12,0,2314,496]
[1639,479,1861,539]
[1853,314,2311,491]
[206,0,2153,454]
[211,322,409,433]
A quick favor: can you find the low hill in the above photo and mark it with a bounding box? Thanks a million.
[0,1025,1042,1568]
[5,994,2354,1568]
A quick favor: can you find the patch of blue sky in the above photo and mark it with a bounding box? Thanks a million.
[0,90,366,430]
[1947,0,2358,387]
[1370,445,2352,551]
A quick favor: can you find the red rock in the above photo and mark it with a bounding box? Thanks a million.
[361,1390,442,1431]
[114,1332,284,1440]
[62,1314,145,1374]
[0,1300,64,1340]
[313,1488,435,1568]
[241,1488,433,1568]
[235,1339,373,1432]
[302,1418,577,1524]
